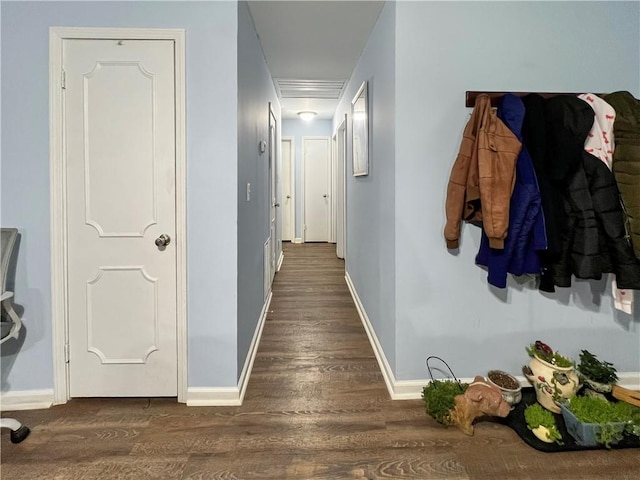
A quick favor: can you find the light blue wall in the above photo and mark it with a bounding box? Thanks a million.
[282,119,333,239]
[0,1,239,391]
[333,2,396,373]
[394,1,640,381]
[3,0,638,398]
[237,1,280,379]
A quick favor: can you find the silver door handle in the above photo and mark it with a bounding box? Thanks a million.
[155,234,171,247]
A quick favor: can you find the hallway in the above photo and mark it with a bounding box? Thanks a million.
[248,243,389,412]
[2,243,639,479]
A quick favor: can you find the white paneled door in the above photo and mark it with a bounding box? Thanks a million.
[267,105,278,292]
[64,39,178,397]
[303,137,331,242]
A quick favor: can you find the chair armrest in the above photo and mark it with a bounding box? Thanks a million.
[1,292,22,344]
[0,291,14,302]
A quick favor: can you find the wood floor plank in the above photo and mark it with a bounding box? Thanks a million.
[2,243,639,479]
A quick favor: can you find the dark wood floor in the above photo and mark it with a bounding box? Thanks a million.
[2,243,639,479]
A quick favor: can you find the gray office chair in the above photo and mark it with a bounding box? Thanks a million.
[1,228,30,443]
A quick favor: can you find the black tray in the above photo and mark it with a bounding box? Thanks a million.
[496,388,640,452]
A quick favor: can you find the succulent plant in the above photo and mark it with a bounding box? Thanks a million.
[526,340,574,368]
[578,350,618,385]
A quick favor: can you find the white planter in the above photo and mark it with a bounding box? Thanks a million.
[523,355,579,414]
[531,425,555,443]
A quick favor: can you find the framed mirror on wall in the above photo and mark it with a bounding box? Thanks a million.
[351,81,369,176]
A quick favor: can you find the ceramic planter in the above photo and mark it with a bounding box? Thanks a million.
[523,354,579,413]
[559,403,626,447]
[531,425,555,443]
[486,370,522,408]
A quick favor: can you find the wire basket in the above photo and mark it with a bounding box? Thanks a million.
[426,355,464,391]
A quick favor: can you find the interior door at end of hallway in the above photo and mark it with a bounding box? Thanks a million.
[304,137,330,242]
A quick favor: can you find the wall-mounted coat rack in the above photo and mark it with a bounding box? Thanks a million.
[465,91,605,108]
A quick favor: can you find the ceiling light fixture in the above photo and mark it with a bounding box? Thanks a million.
[297,111,317,121]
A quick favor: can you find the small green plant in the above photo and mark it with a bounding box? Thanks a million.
[613,401,640,437]
[567,396,640,448]
[524,403,563,444]
[578,350,618,385]
[421,380,468,426]
[526,340,574,368]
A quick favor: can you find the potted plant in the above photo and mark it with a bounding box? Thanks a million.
[524,403,563,444]
[616,400,640,438]
[423,376,512,435]
[578,349,618,393]
[522,340,579,413]
[486,369,522,408]
[560,395,640,448]
[525,340,575,368]
[422,379,468,426]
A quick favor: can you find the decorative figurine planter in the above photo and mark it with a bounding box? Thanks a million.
[523,341,579,414]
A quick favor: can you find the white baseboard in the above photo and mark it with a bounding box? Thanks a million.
[292,238,303,244]
[277,251,284,272]
[0,389,55,411]
[393,376,538,400]
[185,387,242,406]
[238,291,271,403]
[345,271,398,399]
[344,271,640,401]
[186,292,272,407]
[346,269,487,400]
[386,373,640,400]
[3,292,274,410]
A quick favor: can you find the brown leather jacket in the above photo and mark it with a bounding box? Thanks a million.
[444,94,521,249]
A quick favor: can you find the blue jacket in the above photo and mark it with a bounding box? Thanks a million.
[476,94,547,288]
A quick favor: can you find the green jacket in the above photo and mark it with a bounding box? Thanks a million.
[603,91,640,260]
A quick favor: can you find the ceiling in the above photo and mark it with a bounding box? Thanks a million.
[248,1,385,120]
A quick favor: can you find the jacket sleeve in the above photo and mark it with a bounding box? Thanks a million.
[444,107,482,249]
[477,108,521,249]
[585,154,640,289]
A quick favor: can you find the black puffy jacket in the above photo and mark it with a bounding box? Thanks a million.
[548,96,640,289]
[584,153,640,288]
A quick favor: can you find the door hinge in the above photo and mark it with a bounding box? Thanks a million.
[61,70,66,90]
[64,343,70,363]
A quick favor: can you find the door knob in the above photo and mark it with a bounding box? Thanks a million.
[286,195,291,199]
[155,234,171,247]
[273,203,280,207]
[323,194,328,198]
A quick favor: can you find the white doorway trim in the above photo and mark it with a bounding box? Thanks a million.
[300,136,307,243]
[265,102,278,299]
[335,115,347,259]
[49,27,187,404]
[330,133,337,244]
[281,136,295,242]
